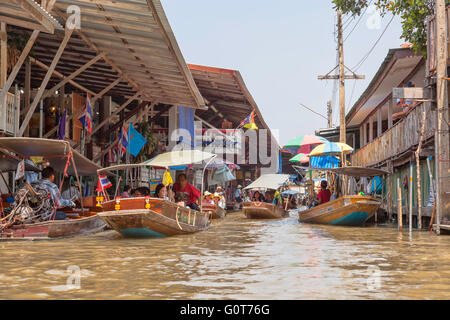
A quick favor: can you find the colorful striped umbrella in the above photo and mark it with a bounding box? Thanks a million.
[283,135,329,154]
[284,135,328,148]
[309,142,354,157]
[289,153,309,163]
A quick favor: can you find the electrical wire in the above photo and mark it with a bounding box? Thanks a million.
[352,14,395,71]
[344,0,373,42]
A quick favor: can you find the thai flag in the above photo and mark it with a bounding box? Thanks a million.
[98,174,113,190]
[118,124,128,157]
[107,147,117,163]
[78,94,93,134]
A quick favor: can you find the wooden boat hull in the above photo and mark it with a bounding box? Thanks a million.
[299,196,380,226]
[201,204,226,219]
[98,198,210,238]
[433,224,450,235]
[242,202,289,219]
[0,215,106,240]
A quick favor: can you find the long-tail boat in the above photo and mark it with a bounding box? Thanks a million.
[0,138,107,240]
[297,167,386,226]
[242,174,291,219]
[96,150,216,238]
[201,203,226,219]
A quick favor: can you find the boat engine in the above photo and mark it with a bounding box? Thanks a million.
[2,183,54,228]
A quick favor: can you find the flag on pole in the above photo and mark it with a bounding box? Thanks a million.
[118,124,128,157]
[58,109,67,140]
[15,160,25,181]
[107,147,117,163]
[97,174,113,191]
[78,94,93,134]
[238,110,259,130]
[127,124,147,157]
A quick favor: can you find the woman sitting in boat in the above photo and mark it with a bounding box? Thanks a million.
[264,191,274,203]
[215,186,226,204]
[173,173,201,210]
[202,191,214,205]
[252,191,265,202]
[121,185,132,198]
[154,183,173,201]
[213,193,226,209]
[317,180,331,205]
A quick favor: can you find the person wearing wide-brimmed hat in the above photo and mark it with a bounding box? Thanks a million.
[213,192,225,209]
[202,191,214,205]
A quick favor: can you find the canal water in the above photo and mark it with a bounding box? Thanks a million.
[0,210,449,300]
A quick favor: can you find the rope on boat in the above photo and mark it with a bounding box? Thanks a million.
[188,208,191,225]
[50,152,72,222]
[175,207,183,231]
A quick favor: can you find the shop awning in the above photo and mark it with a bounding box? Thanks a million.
[0,138,101,176]
[244,174,290,191]
[98,150,217,173]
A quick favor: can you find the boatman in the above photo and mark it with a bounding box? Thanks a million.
[173,173,201,210]
[34,167,76,220]
[317,180,331,205]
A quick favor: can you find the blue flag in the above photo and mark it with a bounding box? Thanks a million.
[127,124,147,157]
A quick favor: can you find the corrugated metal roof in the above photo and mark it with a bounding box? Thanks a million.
[45,0,206,108]
[345,48,424,127]
[0,0,63,33]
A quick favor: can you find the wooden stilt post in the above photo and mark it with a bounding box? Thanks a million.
[397,178,403,231]
[416,109,426,229]
[409,164,413,232]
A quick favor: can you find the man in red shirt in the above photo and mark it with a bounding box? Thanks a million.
[317,180,331,205]
[173,173,201,210]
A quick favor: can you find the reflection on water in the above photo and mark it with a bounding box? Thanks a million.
[1,210,449,299]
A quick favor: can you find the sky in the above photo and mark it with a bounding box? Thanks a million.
[162,0,404,146]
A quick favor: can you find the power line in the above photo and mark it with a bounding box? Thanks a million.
[352,14,395,71]
[344,0,373,42]
[299,103,328,122]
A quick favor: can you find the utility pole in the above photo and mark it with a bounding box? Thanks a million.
[434,0,450,235]
[318,9,365,143]
[327,100,333,128]
[338,10,346,143]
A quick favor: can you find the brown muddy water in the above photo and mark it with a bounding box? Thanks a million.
[0,210,449,300]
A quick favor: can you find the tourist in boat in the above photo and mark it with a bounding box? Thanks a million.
[173,173,201,210]
[154,183,170,200]
[264,191,274,203]
[252,191,265,202]
[121,185,132,198]
[317,180,331,205]
[34,167,76,220]
[131,188,143,197]
[213,193,226,208]
[215,186,226,204]
[202,191,214,205]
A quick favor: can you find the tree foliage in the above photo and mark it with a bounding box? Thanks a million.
[332,0,446,55]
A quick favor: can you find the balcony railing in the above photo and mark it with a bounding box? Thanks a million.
[0,91,20,136]
[351,103,436,167]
